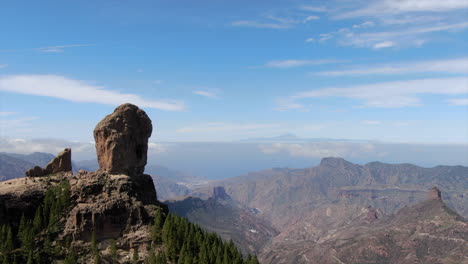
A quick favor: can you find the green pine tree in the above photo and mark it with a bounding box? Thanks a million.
[132,248,139,264]
[109,239,118,263]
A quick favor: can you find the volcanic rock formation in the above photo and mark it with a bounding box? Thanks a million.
[94,103,152,176]
[1,103,164,260]
[25,148,72,177]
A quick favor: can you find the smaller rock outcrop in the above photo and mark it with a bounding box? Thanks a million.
[428,186,442,200]
[94,104,152,176]
[212,186,231,200]
[25,148,72,177]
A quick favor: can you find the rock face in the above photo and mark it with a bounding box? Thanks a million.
[25,148,72,177]
[213,186,231,200]
[428,186,442,200]
[45,148,72,174]
[94,104,152,176]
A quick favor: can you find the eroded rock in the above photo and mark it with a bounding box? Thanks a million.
[25,148,72,177]
[45,148,72,174]
[94,103,152,176]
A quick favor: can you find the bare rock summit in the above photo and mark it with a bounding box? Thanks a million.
[94,103,152,176]
[428,186,442,200]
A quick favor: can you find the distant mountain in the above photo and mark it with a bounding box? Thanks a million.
[0,152,54,181]
[4,152,55,165]
[191,157,468,230]
[168,158,468,263]
[261,191,467,264]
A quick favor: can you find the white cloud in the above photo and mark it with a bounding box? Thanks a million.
[300,5,328,12]
[231,20,290,29]
[264,59,340,68]
[259,141,376,158]
[352,21,375,28]
[148,142,168,153]
[320,21,468,49]
[304,15,320,22]
[276,98,307,112]
[336,0,468,19]
[373,41,396,49]
[448,98,468,105]
[319,33,335,42]
[281,77,468,109]
[314,58,468,76]
[362,120,382,125]
[37,44,94,53]
[0,74,185,111]
[305,38,315,42]
[176,122,282,133]
[0,111,16,116]
[193,90,218,98]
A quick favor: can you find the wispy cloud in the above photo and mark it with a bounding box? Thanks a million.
[300,5,328,12]
[0,111,16,116]
[0,64,7,68]
[276,98,307,112]
[279,77,468,109]
[0,75,185,111]
[304,15,320,22]
[176,122,282,133]
[193,90,219,99]
[317,21,468,49]
[314,58,468,76]
[264,59,341,68]
[448,98,468,105]
[37,43,95,53]
[231,20,291,29]
[373,41,396,49]
[259,141,376,158]
[361,120,382,125]
[336,0,468,19]
[352,21,375,28]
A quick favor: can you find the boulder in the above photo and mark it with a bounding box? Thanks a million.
[93,104,152,176]
[25,166,46,177]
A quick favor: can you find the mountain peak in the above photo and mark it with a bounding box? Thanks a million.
[319,157,350,167]
[428,186,442,200]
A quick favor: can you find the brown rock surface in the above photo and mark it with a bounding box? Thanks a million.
[94,103,152,176]
[25,148,72,177]
[45,148,72,174]
[428,186,442,200]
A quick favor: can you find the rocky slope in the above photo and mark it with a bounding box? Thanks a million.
[166,186,278,255]
[261,189,468,264]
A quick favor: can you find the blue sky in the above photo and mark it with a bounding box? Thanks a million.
[1,0,467,148]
